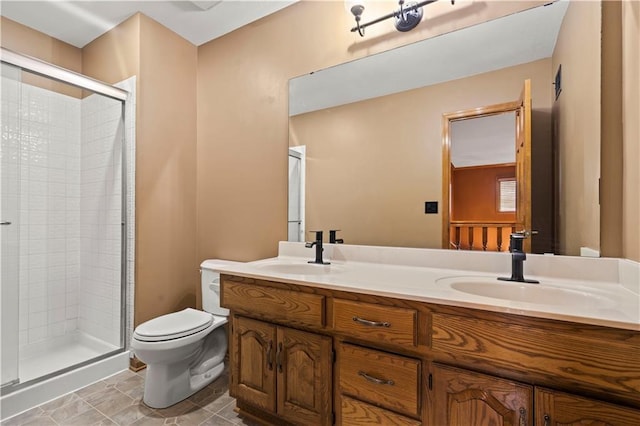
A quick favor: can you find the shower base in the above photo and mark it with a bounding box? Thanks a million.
[0,333,128,421]
[19,332,118,383]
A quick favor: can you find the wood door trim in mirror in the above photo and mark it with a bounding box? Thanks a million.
[441,100,521,251]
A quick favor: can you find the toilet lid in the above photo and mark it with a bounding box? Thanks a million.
[134,308,213,342]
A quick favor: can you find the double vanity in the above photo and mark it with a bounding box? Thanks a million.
[217,242,640,425]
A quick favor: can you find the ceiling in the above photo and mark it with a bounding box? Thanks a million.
[451,112,516,168]
[0,1,297,47]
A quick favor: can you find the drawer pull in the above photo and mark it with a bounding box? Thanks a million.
[352,316,391,327]
[543,414,550,426]
[358,371,395,386]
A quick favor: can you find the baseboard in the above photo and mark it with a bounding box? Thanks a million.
[129,356,146,372]
[236,400,295,426]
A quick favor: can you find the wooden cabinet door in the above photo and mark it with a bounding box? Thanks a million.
[432,363,533,426]
[232,316,276,413]
[277,326,332,426]
[535,387,640,426]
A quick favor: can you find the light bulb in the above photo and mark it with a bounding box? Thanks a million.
[345,0,366,18]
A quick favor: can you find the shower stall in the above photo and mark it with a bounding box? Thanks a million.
[1,48,133,418]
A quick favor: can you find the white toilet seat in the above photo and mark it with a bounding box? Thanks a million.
[133,308,213,342]
[131,259,239,408]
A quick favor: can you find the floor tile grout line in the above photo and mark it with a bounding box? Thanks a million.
[217,400,241,423]
[199,414,233,426]
[74,382,139,426]
[53,400,110,426]
[84,404,123,426]
[44,393,98,426]
[6,371,236,426]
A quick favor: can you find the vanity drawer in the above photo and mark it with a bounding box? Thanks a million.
[340,395,421,426]
[221,281,325,327]
[333,299,417,347]
[431,311,640,399]
[339,343,421,418]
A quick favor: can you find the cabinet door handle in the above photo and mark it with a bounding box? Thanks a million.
[276,342,283,373]
[358,371,394,386]
[543,414,550,426]
[266,340,273,371]
[352,316,391,327]
[518,407,526,426]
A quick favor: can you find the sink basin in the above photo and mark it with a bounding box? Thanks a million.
[255,262,343,276]
[438,277,616,308]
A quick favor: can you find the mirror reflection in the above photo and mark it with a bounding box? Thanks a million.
[449,112,517,253]
[289,0,599,255]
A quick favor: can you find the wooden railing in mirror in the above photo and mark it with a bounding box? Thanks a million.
[449,222,516,252]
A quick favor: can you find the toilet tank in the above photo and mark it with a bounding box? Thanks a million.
[200,259,241,316]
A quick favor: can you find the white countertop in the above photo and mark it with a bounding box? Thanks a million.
[212,243,640,331]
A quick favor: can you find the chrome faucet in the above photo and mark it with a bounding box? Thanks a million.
[498,232,539,284]
[305,231,330,265]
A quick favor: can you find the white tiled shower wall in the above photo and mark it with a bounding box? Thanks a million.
[78,93,123,347]
[2,75,135,352]
[10,82,83,348]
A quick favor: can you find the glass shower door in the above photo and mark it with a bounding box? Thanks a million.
[1,62,22,387]
[288,149,302,242]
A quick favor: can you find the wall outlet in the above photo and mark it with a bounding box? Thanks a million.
[425,201,438,214]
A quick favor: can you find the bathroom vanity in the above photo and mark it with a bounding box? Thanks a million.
[218,243,640,425]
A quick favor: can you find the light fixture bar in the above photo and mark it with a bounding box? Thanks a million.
[350,0,452,36]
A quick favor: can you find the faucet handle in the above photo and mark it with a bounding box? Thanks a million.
[329,230,344,244]
[509,230,538,252]
[512,230,538,239]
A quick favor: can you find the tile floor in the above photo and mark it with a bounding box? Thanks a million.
[1,368,260,426]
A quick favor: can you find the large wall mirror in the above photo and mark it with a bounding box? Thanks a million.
[288,0,600,256]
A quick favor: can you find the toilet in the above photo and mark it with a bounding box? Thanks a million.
[131,259,238,408]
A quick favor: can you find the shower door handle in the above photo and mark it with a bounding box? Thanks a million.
[0,221,11,225]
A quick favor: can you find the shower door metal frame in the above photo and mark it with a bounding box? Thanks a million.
[0,47,130,394]
[1,62,22,389]
[1,48,128,101]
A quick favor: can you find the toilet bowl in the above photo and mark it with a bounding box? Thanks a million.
[131,259,238,408]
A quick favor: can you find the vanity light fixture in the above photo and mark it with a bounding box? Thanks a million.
[348,0,455,37]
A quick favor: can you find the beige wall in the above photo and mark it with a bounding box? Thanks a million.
[5,13,198,326]
[552,0,639,261]
[1,17,82,98]
[74,14,198,326]
[600,1,623,258]
[622,0,640,261]
[196,0,547,262]
[1,17,82,70]
[3,0,636,326]
[82,15,140,85]
[4,1,543,322]
[552,0,602,256]
[290,59,552,249]
[136,16,198,323]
